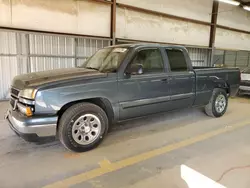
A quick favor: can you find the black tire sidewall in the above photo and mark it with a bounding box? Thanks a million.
[212,89,228,117]
[60,103,108,152]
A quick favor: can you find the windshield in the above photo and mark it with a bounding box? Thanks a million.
[80,47,129,73]
[242,68,250,74]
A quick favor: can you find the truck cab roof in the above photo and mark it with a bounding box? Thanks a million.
[107,43,188,51]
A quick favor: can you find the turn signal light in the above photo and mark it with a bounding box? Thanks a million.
[26,107,33,117]
[17,103,33,117]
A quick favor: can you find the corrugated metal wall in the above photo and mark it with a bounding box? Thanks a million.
[235,51,249,68]
[224,50,250,69]
[1,29,249,100]
[0,30,110,100]
[186,47,212,67]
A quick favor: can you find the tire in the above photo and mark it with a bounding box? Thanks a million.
[205,88,228,118]
[58,102,109,152]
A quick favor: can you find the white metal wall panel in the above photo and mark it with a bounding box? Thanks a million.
[29,34,75,56]
[17,56,29,75]
[77,58,88,67]
[0,31,17,54]
[217,3,250,32]
[224,51,237,67]
[76,39,110,66]
[213,49,224,65]
[215,28,250,51]
[30,57,75,72]
[187,48,211,66]
[236,51,249,68]
[0,31,20,99]
[116,8,210,46]
[117,0,213,22]
[0,29,111,100]
[77,38,110,57]
[0,56,27,99]
[29,34,75,72]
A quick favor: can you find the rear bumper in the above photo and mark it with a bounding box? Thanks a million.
[5,109,58,142]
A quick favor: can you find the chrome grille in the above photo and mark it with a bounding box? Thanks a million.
[10,98,16,109]
[10,87,19,110]
[10,87,20,99]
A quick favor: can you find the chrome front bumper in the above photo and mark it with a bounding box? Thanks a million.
[239,85,250,91]
[5,109,58,142]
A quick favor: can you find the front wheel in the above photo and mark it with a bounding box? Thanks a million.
[58,102,109,152]
[205,88,228,118]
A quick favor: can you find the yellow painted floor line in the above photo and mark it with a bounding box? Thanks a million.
[43,121,250,188]
[98,159,112,168]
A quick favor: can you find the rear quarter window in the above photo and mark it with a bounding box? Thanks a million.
[166,49,188,72]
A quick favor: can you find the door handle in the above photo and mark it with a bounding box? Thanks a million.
[161,78,168,82]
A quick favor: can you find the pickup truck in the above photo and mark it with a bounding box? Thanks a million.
[5,44,240,152]
[238,67,250,95]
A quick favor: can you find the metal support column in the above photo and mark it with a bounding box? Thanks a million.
[74,38,78,67]
[111,0,116,45]
[247,52,250,67]
[209,0,219,66]
[234,51,238,67]
[209,1,219,48]
[222,50,226,66]
[25,33,31,73]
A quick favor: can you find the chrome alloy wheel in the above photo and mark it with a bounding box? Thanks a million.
[215,94,226,113]
[72,114,101,145]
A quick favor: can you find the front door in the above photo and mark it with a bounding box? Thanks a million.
[118,48,172,120]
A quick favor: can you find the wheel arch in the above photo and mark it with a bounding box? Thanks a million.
[213,79,230,94]
[57,98,115,131]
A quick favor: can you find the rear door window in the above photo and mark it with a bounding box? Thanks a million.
[166,49,188,72]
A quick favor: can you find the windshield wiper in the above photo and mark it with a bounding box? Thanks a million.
[85,67,99,71]
[102,68,117,73]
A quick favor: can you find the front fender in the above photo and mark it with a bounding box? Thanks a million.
[34,83,118,116]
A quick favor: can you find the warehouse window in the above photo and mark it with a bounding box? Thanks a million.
[130,49,164,74]
[166,49,188,72]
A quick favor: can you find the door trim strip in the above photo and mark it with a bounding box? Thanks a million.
[120,95,171,109]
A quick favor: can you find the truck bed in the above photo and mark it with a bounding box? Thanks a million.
[194,66,240,96]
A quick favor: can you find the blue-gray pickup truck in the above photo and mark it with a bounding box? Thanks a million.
[5,44,240,152]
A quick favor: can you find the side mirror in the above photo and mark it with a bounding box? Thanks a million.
[126,64,143,76]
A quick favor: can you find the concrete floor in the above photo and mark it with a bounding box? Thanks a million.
[0,97,250,188]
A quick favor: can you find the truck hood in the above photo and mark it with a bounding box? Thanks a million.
[12,68,107,89]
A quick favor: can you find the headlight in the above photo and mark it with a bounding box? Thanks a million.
[19,89,38,99]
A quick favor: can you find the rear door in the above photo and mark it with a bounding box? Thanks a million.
[165,48,196,109]
[118,48,172,120]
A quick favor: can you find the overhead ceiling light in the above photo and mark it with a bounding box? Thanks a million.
[243,5,250,11]
[218,0,240,6]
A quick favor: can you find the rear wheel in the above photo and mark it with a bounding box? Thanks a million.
[58,102,109,152]
[205,88,228,118]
